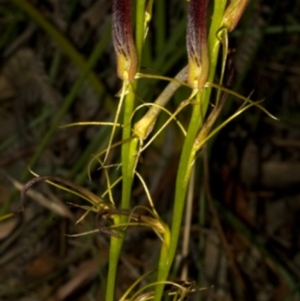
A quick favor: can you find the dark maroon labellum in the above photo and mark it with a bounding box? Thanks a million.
[186,0,209,89]
[112,0,137,81]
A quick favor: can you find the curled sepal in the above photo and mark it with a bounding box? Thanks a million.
[222,0,249,32]
[186,0,209,90]
[112,0,137,81]
[95,207,168,242]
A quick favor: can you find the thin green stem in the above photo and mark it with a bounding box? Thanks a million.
[154,0,227,299]
[105,217,122,301]
[205,0,228,100]
[154,92,202,301]
[121,85,138,212]
[105,2,147,300]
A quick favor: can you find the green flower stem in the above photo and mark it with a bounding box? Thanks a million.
[105,67,137,301]
[11,0,107,97]
[154,91,202,301]
[206,0,228,97]
[192,0,227,148]
[106,217,122,301]
[121,85,138,213]
[120,0,147,213]
[154,1,227,300]
[120,0,146,237]
[106,2,147,301]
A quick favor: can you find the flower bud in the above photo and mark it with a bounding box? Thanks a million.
[222,0,249,32]
[186,0,209,90]
[112,0,137,81]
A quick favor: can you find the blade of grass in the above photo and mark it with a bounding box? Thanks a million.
[1,22,111,215]
[11,0,108,97]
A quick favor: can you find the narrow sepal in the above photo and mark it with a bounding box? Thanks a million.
[222,0,249,32]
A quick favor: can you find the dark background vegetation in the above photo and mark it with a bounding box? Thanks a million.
[0,0,300,300]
